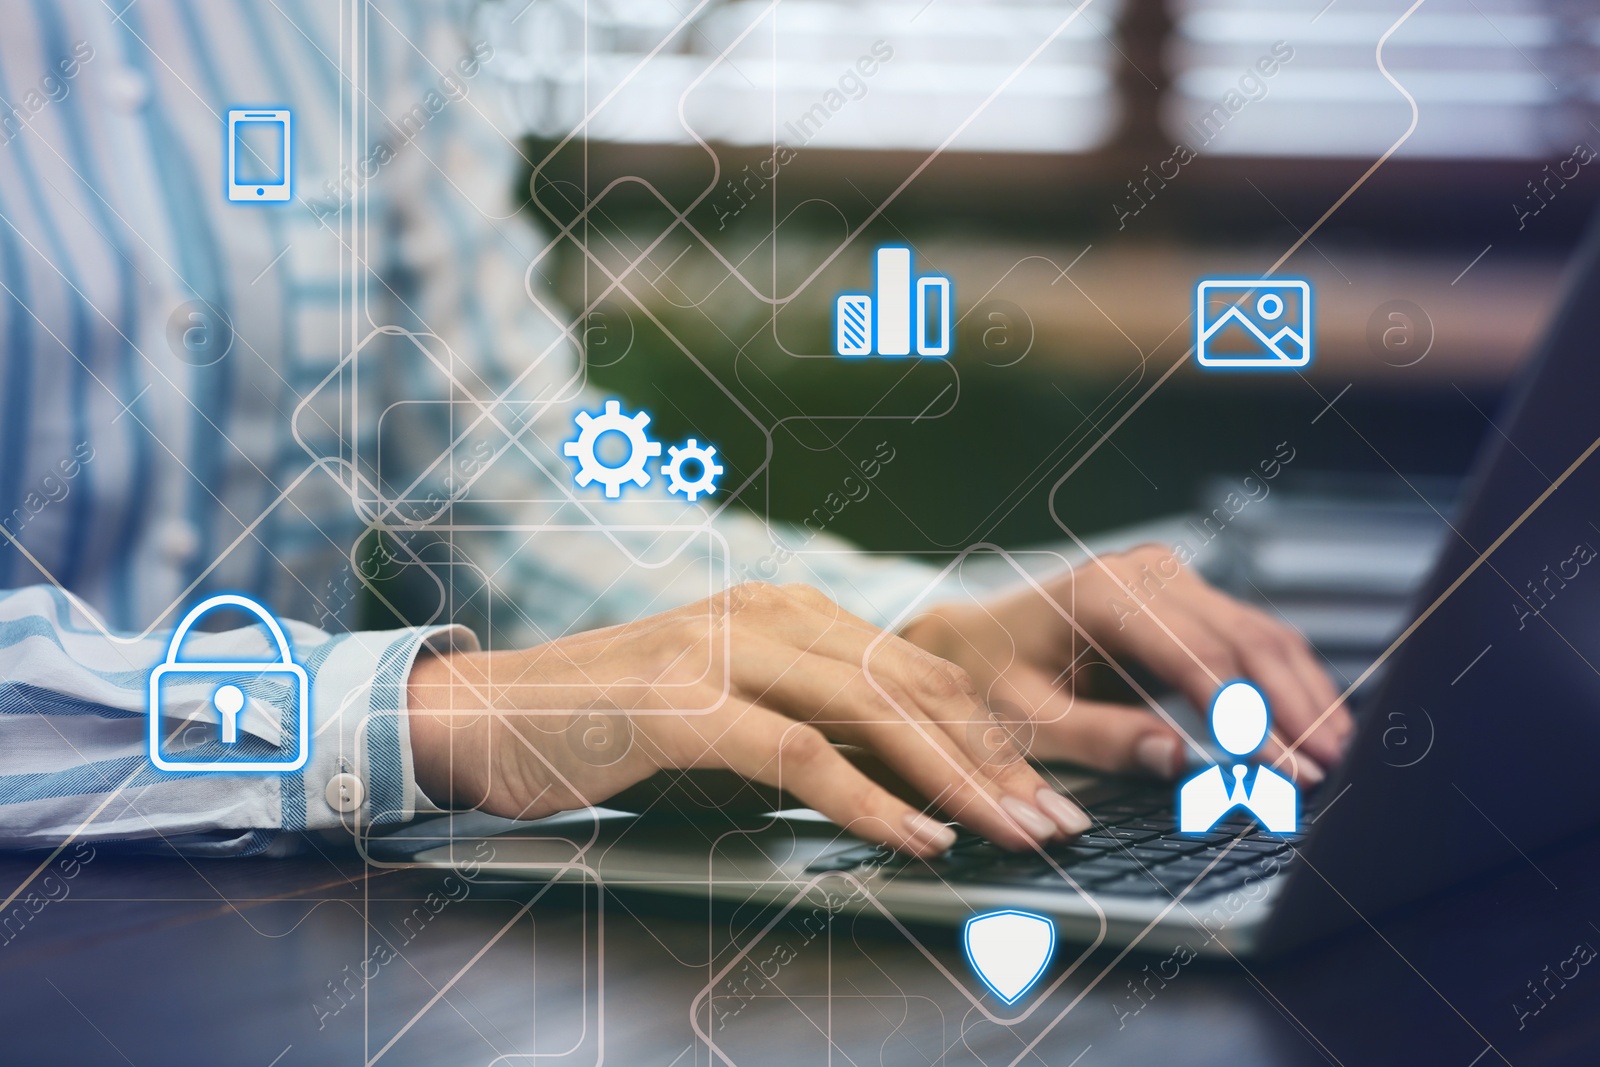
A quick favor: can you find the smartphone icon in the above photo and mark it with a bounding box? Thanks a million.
[226,109,291,202]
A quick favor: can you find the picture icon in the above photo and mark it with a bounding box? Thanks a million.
[834,246,952,358]
[1195,278,1312,369]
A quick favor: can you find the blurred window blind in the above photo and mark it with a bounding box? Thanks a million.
[1164,0,1600,159]
[474,0,1124,153]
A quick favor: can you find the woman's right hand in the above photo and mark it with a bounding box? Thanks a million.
[406,582,1091,857]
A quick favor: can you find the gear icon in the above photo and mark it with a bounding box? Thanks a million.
[563,400,662,498]
[662,438,723,502]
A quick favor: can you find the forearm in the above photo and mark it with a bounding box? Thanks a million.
[0,585,468,854]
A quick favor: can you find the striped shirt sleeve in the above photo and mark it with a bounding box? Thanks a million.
[0,585,474,855]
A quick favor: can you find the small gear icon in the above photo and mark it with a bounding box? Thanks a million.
[662,438,723,502]
[563,400,662,498]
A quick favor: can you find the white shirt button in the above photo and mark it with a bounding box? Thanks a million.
[103,68,150,111]
[326,772,364,813]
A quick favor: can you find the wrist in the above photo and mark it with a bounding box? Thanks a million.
[406,649,490,810]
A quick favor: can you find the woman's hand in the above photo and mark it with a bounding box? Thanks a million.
[407,582,1091,858]
[900,545,1353,784]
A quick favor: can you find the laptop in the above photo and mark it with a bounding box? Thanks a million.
[372,211,1600,960]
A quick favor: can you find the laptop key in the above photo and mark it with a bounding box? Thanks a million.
[1165,831,1236,845]
[949,834,993,852]
[1066,835,1128,851]
[1196,847,1263,867]
[1094,874,1170,896]
[884,855,982,881]
[1129,838,1208,856]
[1043,851,1120,870]
[1060,860,1139,882]
[1122,845,1192,866]
[973,844,1124,877]
[892,853,1008,881]
[1226,839,1292,855]
[971,866,1070,888]
[1151,870,1220,894]
[1154,858,1222,880]
[1081,828,1160,844]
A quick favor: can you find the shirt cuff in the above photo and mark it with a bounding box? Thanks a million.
[296,624,478,834]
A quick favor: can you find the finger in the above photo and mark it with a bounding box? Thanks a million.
[694,703,959,857]
[1272,614,1356,752]
[1093,577,1322,777]
[1231,638,1332,774]
[739,635,1080,848]
[745,584,1086,841]
[756,592,1003,741]
[1095,581,1237,713]
[1000,666,1191,779]
[1077,589,1333,785]
[783,585,1023,700]
[1233,641,1342,770]
[1190,597,1344,773]
[738,587,1030,784]
[1085,560,1266,716]
[774,582,885,633]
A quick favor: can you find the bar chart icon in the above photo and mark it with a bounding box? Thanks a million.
[834,246,952,357]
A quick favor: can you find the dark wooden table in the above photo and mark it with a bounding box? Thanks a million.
[1,824,1596,1067]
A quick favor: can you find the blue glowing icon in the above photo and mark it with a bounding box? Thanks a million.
[662,438,723,502]
[148,594,309,773]
[563,400,722,501]
[1179,681,1297,834]
[835,246,952,357]
[1195,278,1312,369]
[227,108,292,202]
[962,909,1055,1006]
[564,400,663,498]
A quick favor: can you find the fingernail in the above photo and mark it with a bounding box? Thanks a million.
[1135,735,1180,779]
[1000,795,1059,841]
[1036,788,1091,836]
[901,811,957,853]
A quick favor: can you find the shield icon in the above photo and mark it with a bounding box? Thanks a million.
[962,910,1055,1005]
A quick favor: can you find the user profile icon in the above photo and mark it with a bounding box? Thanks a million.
[1178,681,1297,834]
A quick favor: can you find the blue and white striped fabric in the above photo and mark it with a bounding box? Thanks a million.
[0,1,940,854]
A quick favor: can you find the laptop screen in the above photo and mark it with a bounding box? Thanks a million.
[1261,209,1600,955]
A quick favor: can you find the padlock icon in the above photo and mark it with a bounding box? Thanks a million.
[147,594,310,773]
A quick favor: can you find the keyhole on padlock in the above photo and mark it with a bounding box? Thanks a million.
[214,684,245,744]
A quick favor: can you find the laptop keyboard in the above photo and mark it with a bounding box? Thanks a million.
[805,784,1315,900]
